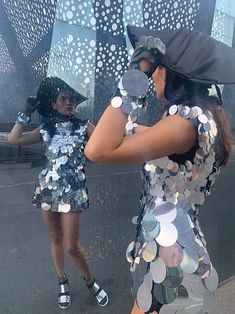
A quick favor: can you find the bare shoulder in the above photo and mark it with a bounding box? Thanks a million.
[155,114,196,134]
[151,114,197,154]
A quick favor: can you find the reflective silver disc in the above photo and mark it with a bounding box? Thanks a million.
[150,257,167,283]
[126,241,135,263]
[111,96,122,108]
[142,271,153,289]
[193,106,203,116]
[180,248,199,273]
[58,203,71,213]
[142,240,158,262]
[143,222,160,241]
[41,202,51,211]
[182,106,191,117]
[155,203,177,224]
[156,223,178,247]
[157,156,170,168]
[169,105,178,115]
[159,243,184,267]
[163,266,184,288]
[132,216,138,225]
[204,267,218,292]
[136,282,152,312]
[122,69,149,98]
[182,273,205,298]
[198,113,208,124]
[142,212,157,232]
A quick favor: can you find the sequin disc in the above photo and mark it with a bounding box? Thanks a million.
[111,96,122,108]
[122,69,149,98]
[169,105,178,115]
[159,243,184,267]
[58,203,71,213]
[155,205,177,224]
[163,266,184,288]
[126,241,135,263]
[150,257,167,283]
[180,248,199,273]
[136,282,152,312]
[156,223,178,247]
[204,267,218,292]
[41,203,51,211]
[142,240,158,262]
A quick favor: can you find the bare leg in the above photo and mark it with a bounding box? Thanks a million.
[41,210,65,277]
[61,212,92,281]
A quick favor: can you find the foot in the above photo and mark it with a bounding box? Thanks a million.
[58,275,71,309]
[84,277,109,307]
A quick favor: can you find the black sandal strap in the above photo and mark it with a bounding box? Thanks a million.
[59,291,69,297]
[92,287,102,297]
[86,278,95,289]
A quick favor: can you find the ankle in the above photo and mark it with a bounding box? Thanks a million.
[83,275,94,286]
[58,273,68,284]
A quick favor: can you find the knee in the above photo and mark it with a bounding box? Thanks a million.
[65,242,84,257]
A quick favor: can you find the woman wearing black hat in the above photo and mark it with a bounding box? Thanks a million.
[84,27,233,314]
[8,77,108,309]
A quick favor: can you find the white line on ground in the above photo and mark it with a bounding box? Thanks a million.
[0,170,141,188]
[1,158,235,189]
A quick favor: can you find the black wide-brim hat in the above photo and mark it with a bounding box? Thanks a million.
[37,76,87,117]
[127,25,235,85]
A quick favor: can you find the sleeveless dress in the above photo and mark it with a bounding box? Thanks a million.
[32,119,89,213]
[126,104,220,314]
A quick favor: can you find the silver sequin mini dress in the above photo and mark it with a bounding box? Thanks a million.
[32,120,89,213]
[127,104,220,313]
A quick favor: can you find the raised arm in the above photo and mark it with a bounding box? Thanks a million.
[8,123,41,145]
[85,37,196,164]
[84,105,197,164]
[8,96,41,145]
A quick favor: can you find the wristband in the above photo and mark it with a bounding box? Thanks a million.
[16,112,31,125]
[125,118,138,136]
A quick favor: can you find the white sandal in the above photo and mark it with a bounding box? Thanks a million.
[58,275,71,309]
[85,278,109,307]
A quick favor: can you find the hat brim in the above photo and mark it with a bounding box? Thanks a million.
[37,77,87,117]
[127,25,235,85]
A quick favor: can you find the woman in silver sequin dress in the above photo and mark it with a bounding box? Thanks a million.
[8,77,108,309]
[84,30,233,314]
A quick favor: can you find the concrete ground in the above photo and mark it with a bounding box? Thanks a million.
[0,152,235,314]
[216,277,235,314]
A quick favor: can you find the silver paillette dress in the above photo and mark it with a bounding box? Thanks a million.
[127,104,220,314]
[32,119,89,213]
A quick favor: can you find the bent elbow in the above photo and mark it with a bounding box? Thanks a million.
[84,146,106,163]
[8,138,16,145]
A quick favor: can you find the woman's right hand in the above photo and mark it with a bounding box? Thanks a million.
[129,35,165,77]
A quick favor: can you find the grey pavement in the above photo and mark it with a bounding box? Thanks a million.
[1,156,235,314]
[216,277,235,314]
